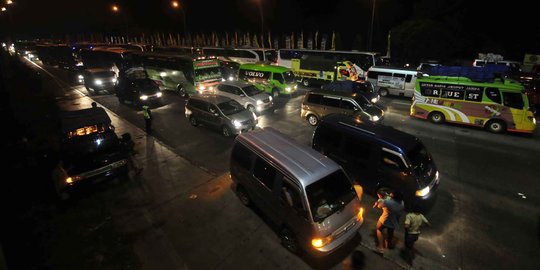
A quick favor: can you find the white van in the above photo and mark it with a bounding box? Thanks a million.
[366,66,418,98]
[230,127,364,256]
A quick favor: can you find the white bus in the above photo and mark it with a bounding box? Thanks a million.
[201,47,277,64]
[276,49,383,77]
[366,66,418,98]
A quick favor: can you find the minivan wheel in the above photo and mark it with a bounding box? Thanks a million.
[302,79,310,87]
[189,116,199,127]
[486,120,506,134]
[280,228,301,254]
[307,114,319,126]
[236,186,251,206]
[247,105,256,113]
[178,85,188,98]
[222,126,232,137]
[379,88,389,97]
[428,111,445,124]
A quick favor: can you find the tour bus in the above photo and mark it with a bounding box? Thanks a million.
[201,47,277,65]
[291,55,359,87]
[238,63,298,97]
[277,49,383,78]
[131,52,223,97]
[366,66,418,98]
[411,75,536,134]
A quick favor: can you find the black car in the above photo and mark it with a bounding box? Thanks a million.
[115,67,163,107]
[82,68,117,94]
[321,80,381,104]
[220,60,240,81]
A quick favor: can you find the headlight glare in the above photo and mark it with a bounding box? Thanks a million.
[140,95,148,100]
[232,120,242,128]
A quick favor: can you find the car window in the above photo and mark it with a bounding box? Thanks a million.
[231,143,253,170]
[340,99,357,110]
[253,157,276,190]
[381,149,407,172]
[321,96,341,107]
[218,84,231,94]
[208,104,219,114]
[280,178,304,213]
[485,88,501,104]
[273,73,284,84]
[306,93,323,104]
[502,92,524,109]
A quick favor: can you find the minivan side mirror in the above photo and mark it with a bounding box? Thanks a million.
[239,93,245,97]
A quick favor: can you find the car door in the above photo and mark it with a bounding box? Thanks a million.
[340,136,376,186]
[278,176,311,242]
[377,148,410,193]
[320,95,342,117]
[251,157,279,221]
[206,103,222,129]
[217,84,234,100]
[338,98,358,115]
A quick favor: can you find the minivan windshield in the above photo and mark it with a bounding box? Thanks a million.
[242,85,263,96]
[354,95,371,110]
[306,170,357,223]
[407,142,432,174]
[283,71,296,84]
[217,100,245,115]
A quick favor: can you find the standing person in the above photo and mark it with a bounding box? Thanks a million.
[403,204,431,265]
[142,105,152,133]
[373,188,405,254]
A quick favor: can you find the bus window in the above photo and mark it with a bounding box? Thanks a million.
[273,73,284,84]
[502,92,524,109]
[405,74,413,83]
[485,88,501,103]
[264,50,277,62]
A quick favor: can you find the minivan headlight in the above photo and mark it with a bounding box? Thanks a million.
[256,100,263,105]
[269,96,273,101]
[140,95,149,100]
[371,97,378,103]
[415,186,430,197]
[372,115,380,122]
[232,120,242,128]
[94,79,102,85]
[312,235,333,248]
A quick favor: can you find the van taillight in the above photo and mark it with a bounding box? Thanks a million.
[366,71,369,78]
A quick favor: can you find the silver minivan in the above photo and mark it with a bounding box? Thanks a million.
[215,81,273,114]
[230,127,364,256]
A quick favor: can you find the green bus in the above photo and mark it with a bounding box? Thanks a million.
[238,63,298,97]
[132,52,223,97]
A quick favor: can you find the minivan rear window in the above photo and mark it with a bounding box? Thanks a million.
[306,170,356,223]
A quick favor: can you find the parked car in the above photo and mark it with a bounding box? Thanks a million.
[82,68,117,94]
[321,80,380,103]
[311,114,440,210]
[51,107,131,200]
[215,80,273,114]
[185,94,258,137]
[230,127,364,255]
[115,67,163,107]
[300,89,384,126]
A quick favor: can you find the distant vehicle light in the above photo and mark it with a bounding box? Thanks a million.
[156,92,163,97]
[372,115,380,122]
[228,76,234,81]
[160,72,167,77]
[140,95,149,100]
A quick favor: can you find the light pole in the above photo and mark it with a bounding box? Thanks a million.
[256,0,264,48]
[111,4,128,37]
[368,0,376,51]
[171,1,188,37]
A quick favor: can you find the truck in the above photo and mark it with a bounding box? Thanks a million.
[51,107,132,200]
[291,55,359,87]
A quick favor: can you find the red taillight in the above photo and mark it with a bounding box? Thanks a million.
[366,71,369,78]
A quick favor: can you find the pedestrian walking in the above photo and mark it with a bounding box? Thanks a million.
[142,105,152,133]
[373,188,405,254]
[402,204,431,265]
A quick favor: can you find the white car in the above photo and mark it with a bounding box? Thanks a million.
[214,81,273,114]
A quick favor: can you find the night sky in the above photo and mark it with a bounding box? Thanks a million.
[1,0,539,59]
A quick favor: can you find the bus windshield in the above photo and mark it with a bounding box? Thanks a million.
[217,100,245,115]
[194,66,222,82]
[264,50,277,63]
[283,71,296,84]
[306,170,356,223]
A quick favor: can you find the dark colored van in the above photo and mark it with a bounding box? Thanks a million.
[115,67,163,107]
[312,114,440,209]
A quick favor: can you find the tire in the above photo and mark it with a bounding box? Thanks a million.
[247,105,256,113]
[379,88,389,97]
[178,85,188,98]
[221,125,232,137]
[280,227,301,254]
[236,186,251,206]
[302,79,310,87]
[428,111,445,124]
[272,88,280,98]
[307,114,319,126]
[486,120,506,134]
[189,116,199,127]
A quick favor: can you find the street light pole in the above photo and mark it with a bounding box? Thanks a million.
[172,1,188,38]
[256,0,264,48]
[368,0,376,51]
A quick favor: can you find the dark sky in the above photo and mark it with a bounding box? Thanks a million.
[2,0,539,59]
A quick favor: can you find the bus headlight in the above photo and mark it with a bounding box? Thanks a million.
[140,95,149,100]
[160,72,167,77]
[312,235,333,248]
[94,79,102,85]
[232,120,242,128]
[415,186,430,197]
[256,100,263,105]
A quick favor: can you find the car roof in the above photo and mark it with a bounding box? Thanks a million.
[319,114,420,154]
[236,127,342,188]
[307,88,360,98]
[219,80,253,88]
[189,94,232,104]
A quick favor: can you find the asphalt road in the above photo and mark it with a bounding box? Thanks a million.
[5,58,540,270]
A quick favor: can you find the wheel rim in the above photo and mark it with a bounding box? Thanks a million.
[303,80,309,87]
[222,127,230,137]
[281,229,298,253]
[490,122,502,132]
[248,106,255,113]
[432,114,442,122]
[308,115,318,126]
[380,89,388,96]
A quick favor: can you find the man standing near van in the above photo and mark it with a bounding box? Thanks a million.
[373,189,405,254]
[403,205,431,265]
